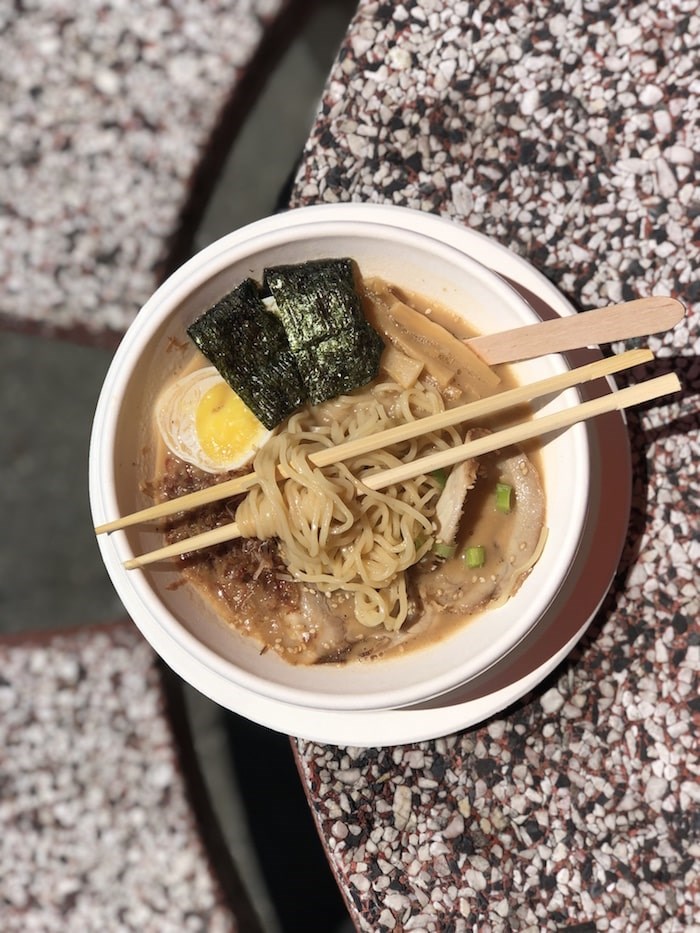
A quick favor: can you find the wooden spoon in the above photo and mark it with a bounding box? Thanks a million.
[466,296,685,365]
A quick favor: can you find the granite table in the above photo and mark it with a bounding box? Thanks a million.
[286,1,699,929]
[0,0,315,347]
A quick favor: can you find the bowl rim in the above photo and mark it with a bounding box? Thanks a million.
[90,203,590,711]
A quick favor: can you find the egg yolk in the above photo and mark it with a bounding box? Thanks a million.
[195,381,264,466]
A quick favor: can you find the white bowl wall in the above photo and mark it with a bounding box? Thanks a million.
[90,204,589,712]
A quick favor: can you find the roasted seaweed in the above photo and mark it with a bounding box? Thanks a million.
[264,258,365,350]
[293,325,385,404]
[186,259,384,430]
[264,258,384,402]
[187,278,306,430]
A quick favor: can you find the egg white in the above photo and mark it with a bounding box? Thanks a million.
[156,366,270,473]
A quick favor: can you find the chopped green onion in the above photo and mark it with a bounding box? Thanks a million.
[464,545,486,568]
[495,482,513,514]
[431,467,448,489]
[433,540,457,560]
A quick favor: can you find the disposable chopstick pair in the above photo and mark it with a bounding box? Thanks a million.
[365,371,679,490]
[116,351,681,571]
[96,347,652,537]
[123,368,678,570]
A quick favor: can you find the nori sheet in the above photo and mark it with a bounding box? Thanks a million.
[293,324,385,404]
[186,278,307,430]
[263,258,367,351]
[263,258,384,402]
[187,260,385,429]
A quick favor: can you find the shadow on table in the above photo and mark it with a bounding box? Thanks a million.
[224,714,352,933]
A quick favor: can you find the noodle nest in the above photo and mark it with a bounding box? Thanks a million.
[235,378,463,630]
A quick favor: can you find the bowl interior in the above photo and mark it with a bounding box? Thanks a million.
[91,208,589,712]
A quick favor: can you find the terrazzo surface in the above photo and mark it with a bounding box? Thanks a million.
[1,0,307,344]
[0,622,262,932]
[287,0,700,929]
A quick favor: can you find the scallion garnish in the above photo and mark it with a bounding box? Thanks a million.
[464,545,486,568]
[431,467,448,489]
[495,482,513,514]
[433,540,457,560]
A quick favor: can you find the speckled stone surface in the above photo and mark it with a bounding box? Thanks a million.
[0,623,254,931]
[1,0,302,344]
[288,1,699,929]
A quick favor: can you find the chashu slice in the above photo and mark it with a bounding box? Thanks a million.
[414,448,545,616]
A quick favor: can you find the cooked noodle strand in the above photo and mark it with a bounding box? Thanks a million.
[235,378,461,629]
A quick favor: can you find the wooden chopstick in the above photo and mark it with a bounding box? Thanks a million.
[95,472,258,535]
[310,347,653,467]
[363,372,680,490]
[124,521,245,570]
[96,347,652,535]
[122,369,679,570]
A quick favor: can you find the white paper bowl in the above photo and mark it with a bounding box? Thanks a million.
[89,204,589,713]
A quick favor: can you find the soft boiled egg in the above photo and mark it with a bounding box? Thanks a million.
[156,366,271,473]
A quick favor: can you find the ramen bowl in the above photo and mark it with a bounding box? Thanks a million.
[89,203,590,713]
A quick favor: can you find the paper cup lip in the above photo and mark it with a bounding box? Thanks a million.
[89,204,590,713]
